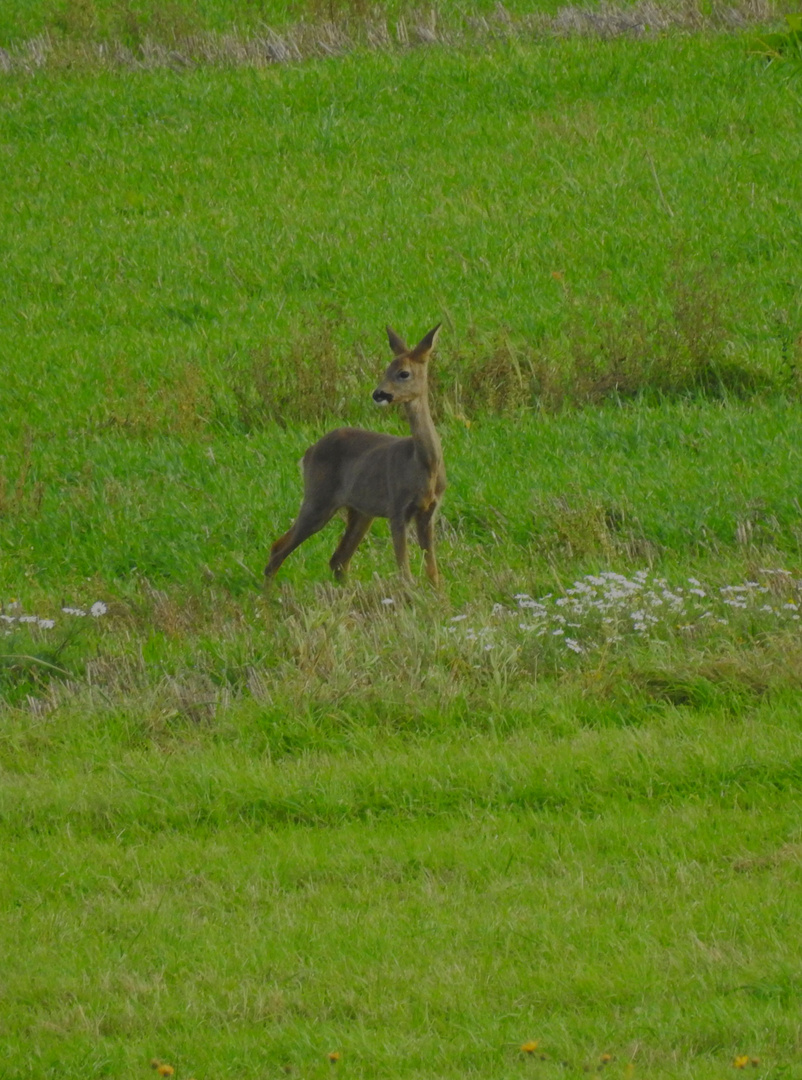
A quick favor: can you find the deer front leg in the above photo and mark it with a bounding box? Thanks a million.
[415,505,440,588]
[389,515,412,580]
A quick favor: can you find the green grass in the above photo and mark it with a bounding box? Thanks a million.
[3,689,802,1078]
[2,400,802,595]
[2,33,802,441]
[3,22,802,1080]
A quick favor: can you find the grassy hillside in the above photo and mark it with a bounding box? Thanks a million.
[2,19,802,1080]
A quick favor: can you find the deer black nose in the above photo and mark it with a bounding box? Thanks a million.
[373,389,393,403]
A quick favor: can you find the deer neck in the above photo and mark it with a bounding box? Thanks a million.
[403,394,442,476]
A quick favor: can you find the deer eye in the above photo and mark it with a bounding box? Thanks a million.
[397,370,411,380]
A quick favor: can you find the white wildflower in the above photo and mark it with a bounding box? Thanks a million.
[572,582,594,594]
[90,601,107,617]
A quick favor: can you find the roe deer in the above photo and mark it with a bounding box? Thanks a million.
[265,324,445,586]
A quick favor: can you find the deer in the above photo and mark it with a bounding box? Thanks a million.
[265,324,446,587]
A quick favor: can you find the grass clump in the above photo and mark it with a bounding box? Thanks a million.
[222,317,372,429]
[748,12,802,63]
[455,264,770,413]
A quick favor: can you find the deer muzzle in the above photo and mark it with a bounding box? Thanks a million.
[373,389,393,405]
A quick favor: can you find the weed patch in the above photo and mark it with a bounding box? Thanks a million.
[449,265,770,415]
[222,318,371,429]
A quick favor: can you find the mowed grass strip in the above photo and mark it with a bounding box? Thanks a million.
[2,698,802,1078]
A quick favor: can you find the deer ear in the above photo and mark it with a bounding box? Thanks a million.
[409,323,441,363]
[386,327,409,356]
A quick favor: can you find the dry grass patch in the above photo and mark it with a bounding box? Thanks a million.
[0,0,782,73]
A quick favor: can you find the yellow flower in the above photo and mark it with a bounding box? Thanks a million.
[157,1067,175,1078]
[328,1051,341,1063]
[600,1054,613,1065]
[521,1041,539,1053]
[734,1056,750,1069]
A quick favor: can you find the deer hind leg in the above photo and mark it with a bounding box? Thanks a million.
[265,501,337,581]
[329,509,373,582]
[414,504,440,588]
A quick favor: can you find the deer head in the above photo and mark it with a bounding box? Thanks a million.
[372,324,441,406]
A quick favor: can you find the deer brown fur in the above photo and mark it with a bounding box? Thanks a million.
[265,324,445,586]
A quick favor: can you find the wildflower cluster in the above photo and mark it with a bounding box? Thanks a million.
[1,600,108,636]
[446,568,802,660]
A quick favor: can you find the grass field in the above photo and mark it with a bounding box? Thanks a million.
[2,7,802,1078]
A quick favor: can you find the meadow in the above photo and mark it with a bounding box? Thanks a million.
[2,5,802,1078]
